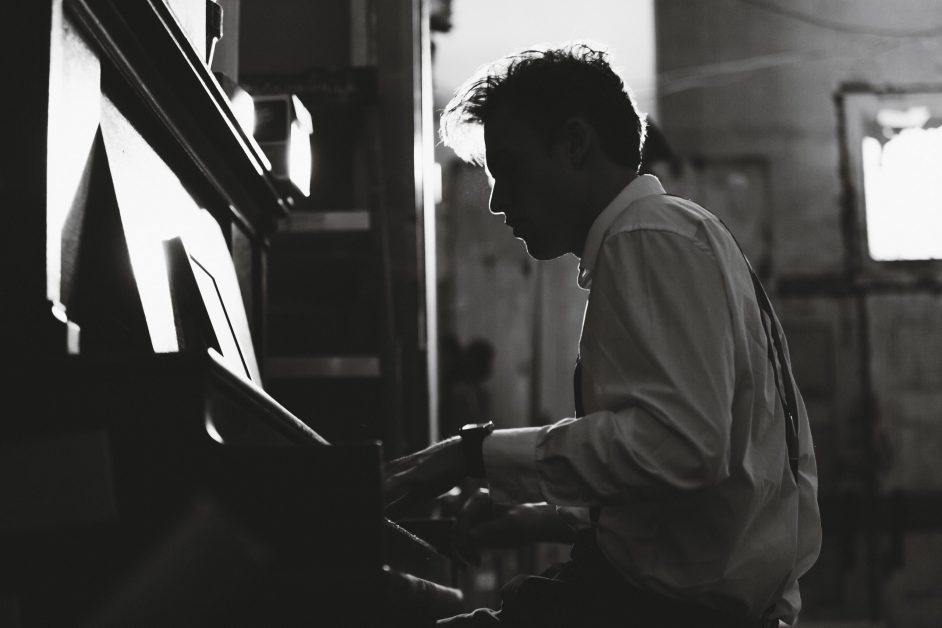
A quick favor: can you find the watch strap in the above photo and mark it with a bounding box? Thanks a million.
[459,421,494,479]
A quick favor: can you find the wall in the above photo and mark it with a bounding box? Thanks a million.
[657,0,942,277]
[656,1,942,625]
[239,0,351,74]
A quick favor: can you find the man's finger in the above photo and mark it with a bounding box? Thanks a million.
[384,464,421,508]
[387,476,461,520]
[384,453,419,477]
[384,468,435,516]
[384,494,415,520]
[385,483,440,519]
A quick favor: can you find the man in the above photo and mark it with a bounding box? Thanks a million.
[385,43,821,627]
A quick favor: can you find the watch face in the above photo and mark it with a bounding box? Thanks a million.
[461,421,494,437]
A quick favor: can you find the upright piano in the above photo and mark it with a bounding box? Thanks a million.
[1,1,459,625]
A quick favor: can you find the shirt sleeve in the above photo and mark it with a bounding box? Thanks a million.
[484,228,736,505]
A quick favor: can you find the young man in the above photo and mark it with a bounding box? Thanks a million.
[385,43,821,627]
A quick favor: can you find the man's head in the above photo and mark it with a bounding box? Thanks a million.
[440,43,646,259]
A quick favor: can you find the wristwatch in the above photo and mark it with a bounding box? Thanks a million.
[458,421,494,479]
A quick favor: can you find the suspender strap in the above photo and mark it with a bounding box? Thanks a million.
[662,194,800,484]
[748,271,801,483]
[573,357,584,419]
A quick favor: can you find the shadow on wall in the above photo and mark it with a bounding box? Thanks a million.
[439,335,495,437]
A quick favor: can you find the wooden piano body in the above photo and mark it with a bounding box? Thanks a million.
[1,0,457,625]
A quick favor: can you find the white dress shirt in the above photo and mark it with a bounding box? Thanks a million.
[482,175,822,623]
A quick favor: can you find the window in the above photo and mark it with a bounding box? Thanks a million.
[840,87,942,274]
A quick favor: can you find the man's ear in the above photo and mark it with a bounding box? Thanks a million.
[562,116,593,167]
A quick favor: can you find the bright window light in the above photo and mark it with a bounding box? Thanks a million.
[862,109,942,261]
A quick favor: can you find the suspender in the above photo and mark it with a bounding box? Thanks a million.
[747,268,801,483]
[667,193,801,482]
[575,198,801,529]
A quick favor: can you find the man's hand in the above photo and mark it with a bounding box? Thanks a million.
[384,437,467,518]
[453,488,575,565]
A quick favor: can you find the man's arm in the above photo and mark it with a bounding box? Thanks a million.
[483,228,738,506]
[456,490,574,545]
[385,227,737,511]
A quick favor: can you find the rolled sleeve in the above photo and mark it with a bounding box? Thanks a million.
[482,427,544,504]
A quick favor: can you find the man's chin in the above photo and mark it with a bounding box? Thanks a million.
[520,239,566,261]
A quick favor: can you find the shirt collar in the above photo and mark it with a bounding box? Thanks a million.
[577,174,666,289]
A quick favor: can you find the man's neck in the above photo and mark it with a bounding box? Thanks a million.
[572,169,638,258]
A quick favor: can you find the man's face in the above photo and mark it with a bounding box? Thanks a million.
[483,107,581,260]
